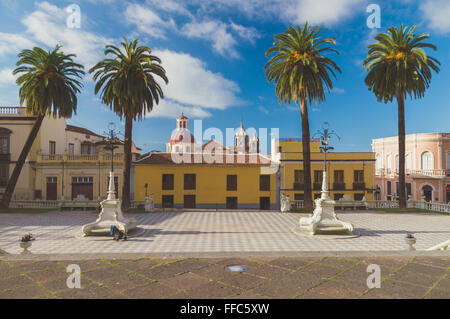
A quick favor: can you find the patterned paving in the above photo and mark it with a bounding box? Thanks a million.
[0,256,449,299]
[0,210,449,254]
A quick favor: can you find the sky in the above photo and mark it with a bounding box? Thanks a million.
[0,0,449,154]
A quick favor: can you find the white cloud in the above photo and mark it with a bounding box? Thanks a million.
[154,49,242,110]
[229,22,260,44]
[13,2,113,68]
[181,20,240,57]
[258,105,270,114]
[282,0,365,25]
[187,0,365,25]
[0,68,16,87]
[147,99,211,118]
[124,3,176,39]
[420,0,450,33]
[146,0,193,18]
[0,32,35,56]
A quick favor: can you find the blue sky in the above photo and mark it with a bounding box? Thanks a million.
[0,0,449,154]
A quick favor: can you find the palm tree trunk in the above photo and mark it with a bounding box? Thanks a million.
[0,114,45,209]
[121,114,133,210]
[397,91,407,209]
[300,96,313,209]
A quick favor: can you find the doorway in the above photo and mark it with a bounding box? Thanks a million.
[422,185,433,202]
[46,177,57,200]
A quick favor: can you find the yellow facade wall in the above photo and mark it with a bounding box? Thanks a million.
[134,164,277,209]
[279,141,376,201]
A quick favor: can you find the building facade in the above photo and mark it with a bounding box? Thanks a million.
[275,138,376,201]
[372,133,450,203]
[0,106,141,201]
[135,115,278,209]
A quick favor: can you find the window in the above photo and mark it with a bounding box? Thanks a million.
[354,170,364,183]
[184,195,195,208]
[68,143,74,156]
[386,154,391,173]
[0,164,8,186]
[260,175,270,191]
[314,170,323,183]
[162,174,174,190]
[375,154,382,170]
[0,135,9,154]
[294,193,304,200]
[406,153,411,171]
[259,197,270,210]
[314,193,321,199]
[72,176,93,183]
[334,193,344,200]
[227,175,237,191]
[184,174,196,190]
[354,193,364,201]
[421,151,434,171]
[395,154,399,172]
[81,143,90,155]
[294,170,304,183]
[386,181,392,200]
[49,141,56,155]
[334,170,344,183]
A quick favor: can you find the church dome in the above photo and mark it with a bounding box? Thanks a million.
[168,129,195,144]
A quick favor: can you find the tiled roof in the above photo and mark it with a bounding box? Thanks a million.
[66,125,104,137]
[135,152,274,166]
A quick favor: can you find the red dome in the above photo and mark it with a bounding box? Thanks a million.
[168,129,195,144]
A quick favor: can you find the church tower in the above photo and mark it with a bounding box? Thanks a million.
[235,120,249,154]
[249,131,259,154]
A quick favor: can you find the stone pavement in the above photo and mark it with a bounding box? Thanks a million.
[0,210,449,254]
[0,256,448,299]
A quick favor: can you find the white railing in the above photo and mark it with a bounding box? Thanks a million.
[427,239,450,251]
[288,199,450,214]
[9,200,149,209]
[376,168,447,177]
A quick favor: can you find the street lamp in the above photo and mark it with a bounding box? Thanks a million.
[313,122,341,200]
[103,123,120,200]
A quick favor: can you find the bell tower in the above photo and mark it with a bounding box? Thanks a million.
[235,120,249,154]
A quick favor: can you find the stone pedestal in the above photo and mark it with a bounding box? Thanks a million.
[280,194,291,212]
[299,171,354,235]
[82,172,137,236]
[145,195,154,212]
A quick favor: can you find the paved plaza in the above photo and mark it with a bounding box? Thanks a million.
[0,210,449,254]
[0,256,449,299]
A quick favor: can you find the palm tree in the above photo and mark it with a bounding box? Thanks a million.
[0,45,84,209]
[90,37,168,210]
[364,25,440,208]
[265,23,341,209]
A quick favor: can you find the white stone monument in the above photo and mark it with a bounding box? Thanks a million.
[82,171,137,236]
[280,194,291,212]
[299,170,354,235]
[145,194,154,212]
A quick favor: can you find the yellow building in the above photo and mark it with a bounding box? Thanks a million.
[0,106,141,201]
[276,138,376,201]
[134,115,278,209]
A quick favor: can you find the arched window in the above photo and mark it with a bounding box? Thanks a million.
[386,154,391,173]
[375,154,382,172]
[421,151,434,171]
[405,153,411,171]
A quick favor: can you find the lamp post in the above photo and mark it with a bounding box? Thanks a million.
[104,123,120,200]
[313,123,341,200]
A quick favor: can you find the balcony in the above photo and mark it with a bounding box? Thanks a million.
[293,182,304,190]
[0,107,28,116]
[38,153,124,163]
[0,153,11,161]
[353,182,365,190]
[333,183,346,190]
[313,183,322,190]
